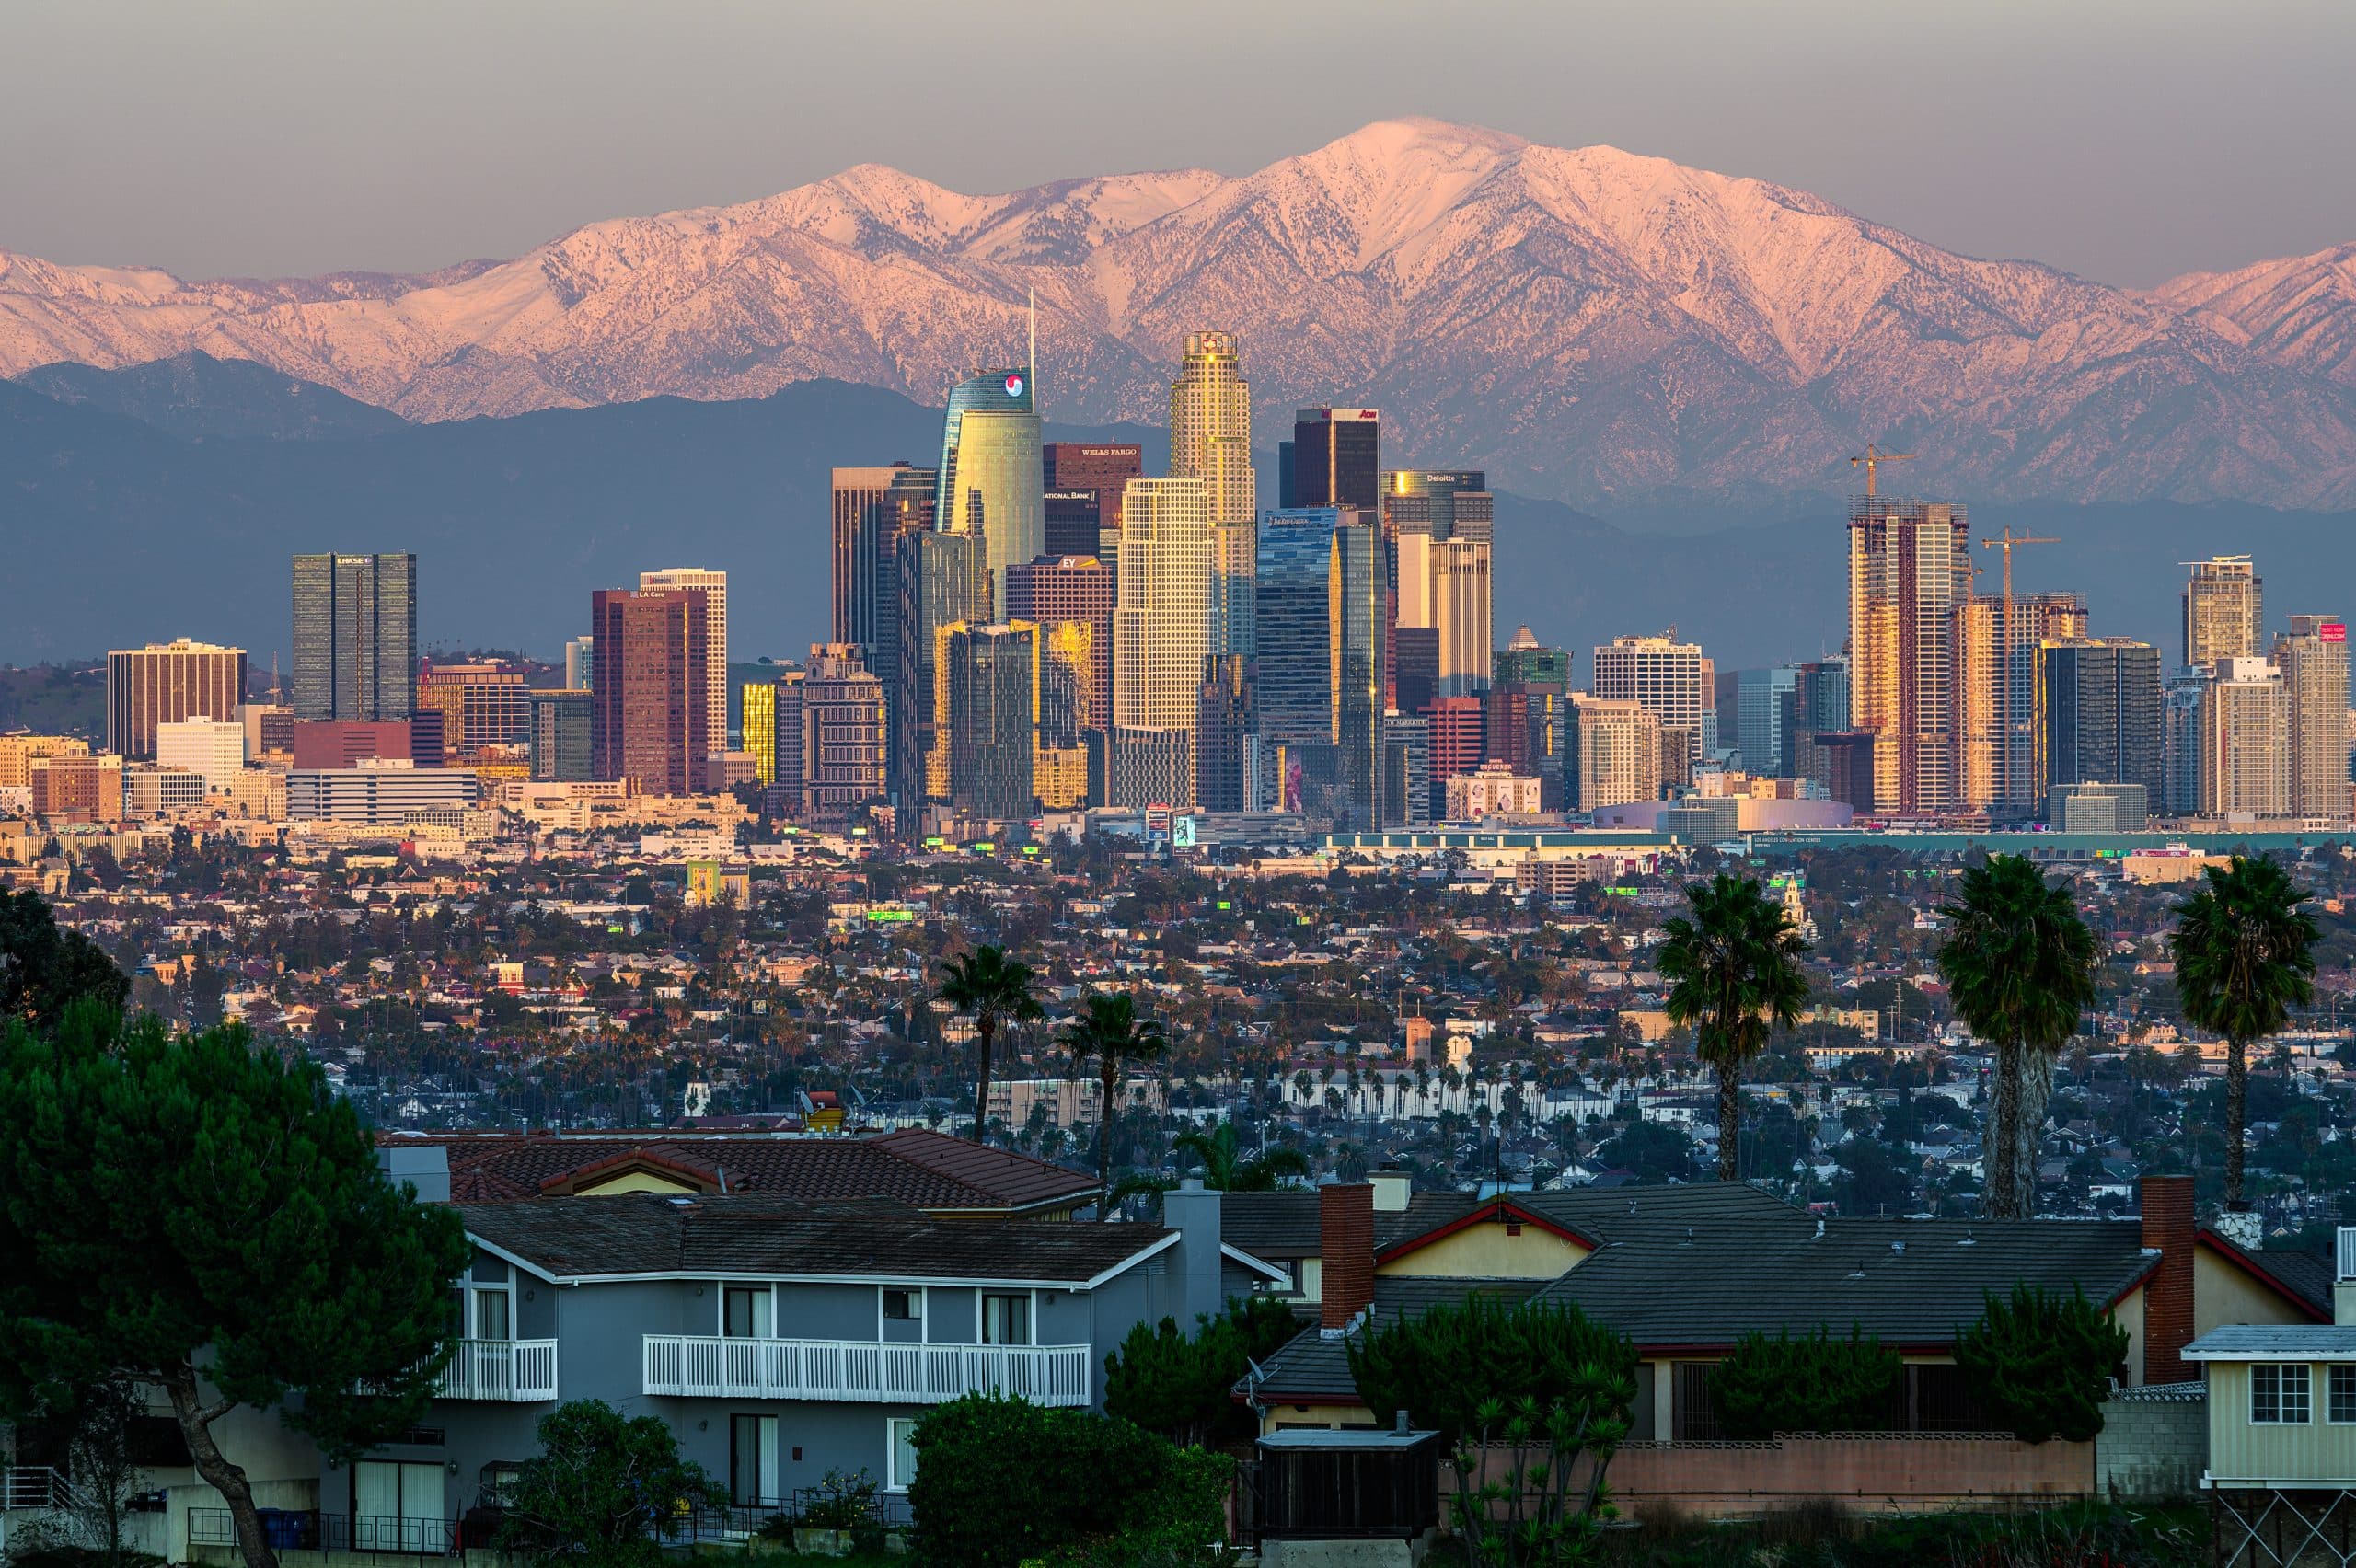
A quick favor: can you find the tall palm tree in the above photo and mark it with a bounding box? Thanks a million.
[937,944,1043,1142]
[1937,855,2098,1219]
[1061,992,1168,1217]
[1171,1119,1311,1191]
[2173,857,2317,1210]
[1659,872,1810,1182]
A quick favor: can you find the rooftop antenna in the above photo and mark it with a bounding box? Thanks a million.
[1027,286,1039,415]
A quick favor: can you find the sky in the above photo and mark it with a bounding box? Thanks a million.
[3,0,2350,289]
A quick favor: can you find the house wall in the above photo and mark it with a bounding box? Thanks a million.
[2114,1286,2148,1386]
[2195,1248,2316,1338]
[1377,1223,1589,1278]
[2095,1386,2206,1499]
[572,1170,699,1196]
[1549,1435,2096,1520]
[2204,1362,2356,1484]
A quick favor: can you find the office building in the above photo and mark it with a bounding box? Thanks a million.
[590,587,711,797]
[1430,538,1492,700]
[1447,763,1544,822]
[123,765,206,818]
[292,552,416,721]
[1381,713,1432,827]
[1006,555,1114,738]
[1495,627,1571,693]
[1569,694,1662,813]
[797,645,887,823]
[563,636,595,692]
[529,689,595,782]
[2160,667,2209,818]
[287,760,481,824]
[1816,732,1878,812]
[895,530,990,812]
[1592,635,1713,765]
[2039,639,2163,817]
[239,704,292,765]
[1737,667,1800,777]
[1393,626,1440,718]
[415,663,530,756]
[2200,657,2290,817]
[107,639,248,760]
[1107,726,1192,812]
[935,370,1043,610]
[0,735,88,790]
[1256,508,1386,827]
[2275,616,2350,820]
[2052,782,2151,832]
[1423,696,1487,821]
[1042,443,1141,559]
[1381,470,1494,546]
[291,720,439,771]
[29,753,123,823]
[738,677,777,786]
[1848,497,1971,813]
[155,717,245,793]
[2184,556,2262,667]
[943,623,1037,821]
[1994,591,2088,811]
[1484,682,1565,805]
[1168,333,1256,661]
[831,462,935,718]
[1112,478,1214,804]
[1291,408,1380,510]
[639,569,729,778]
[1384,470,1494,709]
[1195,655,1253,814]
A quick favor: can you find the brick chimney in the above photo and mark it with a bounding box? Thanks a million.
[1321,1182,1376,1332]
[2140,1174,2196,1385]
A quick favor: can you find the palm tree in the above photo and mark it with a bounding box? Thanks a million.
[1062,993,1168,1219]
[1172,1120,1311,1191]
[2172,857,2318,1211]
[937,944,1043,1142]
[1936,855,2098,1220]
[1659,872,1811,1183]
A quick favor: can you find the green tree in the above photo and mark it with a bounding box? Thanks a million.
[1103,1296,1300,1446]
[1953,1284,2131,1444]
[1172,1119,1311,1190]
[2173,857,2318,1210]
[1658,873,1810,1182]
[1936,856,2098,1219]
[937,945,1043,1142]
[1062,992,1167,1217]
[0,1009,471,1568]
[1711,1325,1900,1437]
[500,1400,721,1567]
[0,889,128,1029]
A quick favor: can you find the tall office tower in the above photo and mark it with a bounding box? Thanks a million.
[1255,508,1387,827]
[528,689,595,781]
[1382,470,1494,709]
[107,639,248,759]
[799,644,887,824]
[1006,555,1114,737]
[936,370,1043,611]
[2039,639,2163,817]
[1736,667,1801,777]
[1276,441,1296,509]
[1568,695,1663,813]
[2160,668,2209,817]
[768,664,806,810]
[895,530,989,813]
[1381,712,1432,827]
[415,663,530,755]
[1168,334,1253,525]
[1112,478,1214,805]
[1213,523,1258,660]
[638,569,728,778]
[1985,590,2089,813]
[832,463,936,651]
[292,553,415,721]
[2275,616,2350,819]
[1848,497,1971,813]
[1430,538,1492,700]
[1290,407,1380,510]
[2184,556,2263,667]
[2200,657,2291,816]
[1591,634,1712,766]
[1423,697,1486,821]
[1786,658,1854,787]
[1495,627,1571,692]
[1484,683,1565,791]
[589,587,710,796]
[941,623,1037,821]
[562,636,595,691]
[740,676,777,785]
[1394,627,1440,718]
[1194,655,1254,813]
[1042,443,1143,554]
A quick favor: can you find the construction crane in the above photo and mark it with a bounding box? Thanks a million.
[1980,526,2061,803]
[1848,442,1915,499]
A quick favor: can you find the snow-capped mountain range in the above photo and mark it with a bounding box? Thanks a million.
[6,118,2354,511]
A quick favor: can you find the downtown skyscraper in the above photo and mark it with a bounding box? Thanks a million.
[590,585,710,796]
[1111,477,1213,808]
[936,369,1043,612]
[292,552,416,722]
[1848,496,1972,814]
[1255,508,1386,828]
[1168,331,1257,660]
[2274,615,2350,820]
[2184,556,2263,666]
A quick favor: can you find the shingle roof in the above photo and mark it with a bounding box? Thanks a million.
[2186,1325,2356,1361]
[386,1127,1097,1215]
[460,1193,1173,1286]
[1218,1191,1480,1257]
[1248,1276,1549,1403]
[2200,1230,2334,1321]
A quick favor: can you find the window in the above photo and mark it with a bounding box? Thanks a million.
[353,1461,445,1552]
[729,1414,778,1506]
[2252,1364,2313,1424]
[722,1286,772,1339]
[472,1289,510,1342]
[981,1293,1031,1346]
[886,1418,919,1493]
[883,1288,922,1321]
[2329,1365,2356,1424]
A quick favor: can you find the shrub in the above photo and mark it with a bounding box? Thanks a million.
[906,1393,1182,1568]
[497,1399,721,1568]
[1712,1324,1901,1438]
[1954,1283,2131,1444]
[791,1469,880,1530]
[1104,1294,1301,1445]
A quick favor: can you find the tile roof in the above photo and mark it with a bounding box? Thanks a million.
[384,1127,1096,1215]
[459,1193,1172,1286]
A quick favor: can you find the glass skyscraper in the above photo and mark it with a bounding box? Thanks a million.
[292,552,416,721]
[935,370,1042,612]
[1256,508,1386,827]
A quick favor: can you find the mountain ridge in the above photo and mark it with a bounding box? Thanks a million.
[5,118,2354,511]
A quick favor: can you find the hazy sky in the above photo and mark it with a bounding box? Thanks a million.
[5,0,2349,288]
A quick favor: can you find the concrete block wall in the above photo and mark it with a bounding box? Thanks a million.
[2096,1386,2207,1501]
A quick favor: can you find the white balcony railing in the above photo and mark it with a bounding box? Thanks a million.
[436,1339,560,1401]
[641,1335,1091,1407]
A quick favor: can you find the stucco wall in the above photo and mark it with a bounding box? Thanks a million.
[1377,1222,1589,1279]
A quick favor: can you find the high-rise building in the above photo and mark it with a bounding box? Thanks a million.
[794,644,886,823]
[528,689,595,781]
[1290,408,1380,510]
[1383,471,1494,710]
[2160,668,2209,818]
[1848,497,1971,813]
[639,569,729,778]
[1112,478,1214,804]
[1430,538,1492,701]
[1995,591,2088,811]
[563,636,595,692]
[1737,667,1801,777]
[943,623,1037,821]
[1423,696,1486,821]
[2038,639,2163,818]
[1195,655,1254,813]
[590,587,710,796]
[739,677,777,786]
[1006,555,1114,738]
[155,716,245,793]
[1484,682,1565,805]
[1108,728,1193,813]
[107,639,248,760]
[1381,470,1494,545]
[415,663,529,756]
[1042,444,1142,556]
[2200,656,2290,817]
[1787,658,1853,788]
[1495,627,1571,692]
[1569,695,1662,813]
[1592,635,1713,766]
[1168,337,1253,524]
[29,753,124,823]
[936,370,1042,611]
[2184,556,2263,667]
[895,529,989,813]
[832,464,936,778]
[1381,713,1432,827]
[1255,508,1386,827]
[2275,616,2350,820]
[0,735,89,791]
[292,553,416,722]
